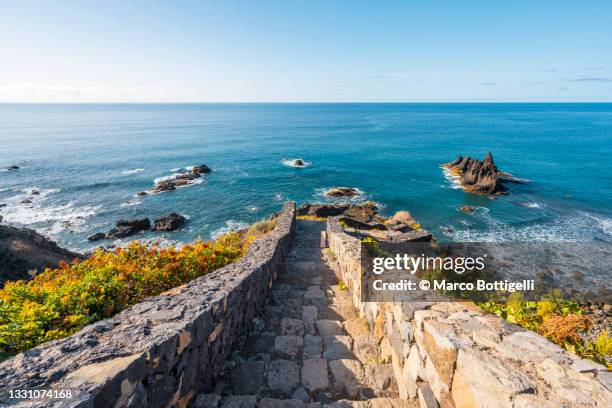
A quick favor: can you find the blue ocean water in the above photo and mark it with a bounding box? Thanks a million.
[1,103,611,252]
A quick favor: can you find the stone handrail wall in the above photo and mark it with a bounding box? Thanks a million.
[0,202,296,408]
[326,216,612,408]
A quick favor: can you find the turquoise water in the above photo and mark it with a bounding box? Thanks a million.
[1,103,611,252]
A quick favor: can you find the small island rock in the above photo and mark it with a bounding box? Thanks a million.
[153,213,186,231]
[87,232,106,241]
[324,187,362,198]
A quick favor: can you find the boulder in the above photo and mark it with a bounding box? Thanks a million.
[458,205,474,214]
[324,187,362,198]
[0,224,82,284]
[87,232,106,242]
[7,165,19,170]
[443,153,512,195]
[192,164,212,174]
[152,213,186,231]
[106,218,150,239]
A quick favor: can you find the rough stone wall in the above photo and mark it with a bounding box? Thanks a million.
[0,202,296,408]
[326,217,612,408]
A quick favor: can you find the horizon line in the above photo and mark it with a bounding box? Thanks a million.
[1,100,612,105]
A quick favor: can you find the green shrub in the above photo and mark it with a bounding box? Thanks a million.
[0,231,250,354]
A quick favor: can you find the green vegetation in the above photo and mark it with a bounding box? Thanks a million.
[296,215,327,222]
[479,291,611,368]
[0,218,277,354]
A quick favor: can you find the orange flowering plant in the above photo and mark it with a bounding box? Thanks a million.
[0,230,248,354]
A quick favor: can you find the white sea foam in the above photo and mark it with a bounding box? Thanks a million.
[248,206,259,213]
[120,199,142,207]
[441,167,463,189]
[170,167,181,172]
[121,168,144,175]
[211,220,249,240]
[274,194,284,201]
[450,209,611,243]
[518,202,541,209]
[281,159,312,168]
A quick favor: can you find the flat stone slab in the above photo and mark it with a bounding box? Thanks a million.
[302,358,329,393]
[304,334,323,359]
[303,306,318,335]
[220,396,257,408]
[230,361,265,394]
[316,320,344,338]
[304,286,327,307]
[274,335,304,359]
[268,359,301,396]
[323,336,354,360]
[329,359,365,399]
[282,317,305,336]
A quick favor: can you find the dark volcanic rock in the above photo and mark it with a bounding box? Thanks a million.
[20,198,32,204]
[324,187,362,198]
[0,225,82,284]
[192,164,212,174]
[149,164,211,193]
[459,205,475,214]
[87,232,106,241]
[106,218,151,239]
[297,202,378,222]
[294,159,304,166]
[7,165,19,171]
[444,153,511,195]
[152,213,186,231]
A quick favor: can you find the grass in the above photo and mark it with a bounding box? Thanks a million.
[296,215,327,222]
[0,217,277,355]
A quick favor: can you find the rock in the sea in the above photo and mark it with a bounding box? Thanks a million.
[0,224,82,284]
[87,232,106,241]
[136,191,148,196]
[20,198,32,204]
[152,180,177,193]
[324,187,362,198]
[152,212,186,231]
[294,159,304,167]
[106,218,151,239]
[7,165,19,171]
[149,164,211,193]
[192,164,212,174]
[444,153,510,195]
[459,205,475,214]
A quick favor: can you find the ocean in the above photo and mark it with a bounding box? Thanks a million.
[1,103,611,253]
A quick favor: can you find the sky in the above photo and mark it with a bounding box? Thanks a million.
[1,0,611,103]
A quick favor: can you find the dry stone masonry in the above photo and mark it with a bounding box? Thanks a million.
[326,216,612,408]
[0,203,296,408]
[1,206,610,408]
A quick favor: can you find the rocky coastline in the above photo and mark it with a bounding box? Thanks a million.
[443,152,524,196]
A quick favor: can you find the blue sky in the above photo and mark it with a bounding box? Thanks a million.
[1,0,611,102]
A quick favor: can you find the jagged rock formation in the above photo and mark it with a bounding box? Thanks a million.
[0,224,81,284]
[443,153,511,195]
[106,218,151,239]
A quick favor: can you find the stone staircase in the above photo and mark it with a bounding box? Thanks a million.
[195,220,417,408]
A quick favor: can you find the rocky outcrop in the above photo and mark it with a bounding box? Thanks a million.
[337,210,432,244]
[0,202,296,408]
[444,153,516,196]
[141,164,212,195]
[106,218,151,239]
[324,187,363,198]
[0,224,82,284]
[325,219,612,407]
[298,202,378,222]
[153,213,186,231]
[87,232,106,241]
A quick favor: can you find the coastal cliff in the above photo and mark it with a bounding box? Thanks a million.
[0,224,81,285]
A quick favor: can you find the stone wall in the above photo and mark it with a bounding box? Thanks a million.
[326,217,612,408]
[0,202,296,408]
